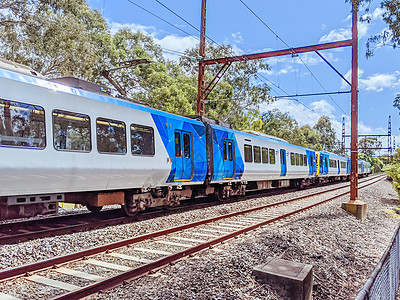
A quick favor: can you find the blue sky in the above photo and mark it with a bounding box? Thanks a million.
[88,0,400,154]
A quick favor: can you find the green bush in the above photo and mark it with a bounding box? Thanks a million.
[383,163,400,198]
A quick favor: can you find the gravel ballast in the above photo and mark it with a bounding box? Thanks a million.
[0,177,398,299]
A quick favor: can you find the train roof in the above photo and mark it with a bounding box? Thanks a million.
[208,122,313,151]
[0,58,44,78]
[0,66,204,127]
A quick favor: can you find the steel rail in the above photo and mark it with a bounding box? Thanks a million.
[54,176,384,299]
[0,175,383,284]
[0,176,378,245]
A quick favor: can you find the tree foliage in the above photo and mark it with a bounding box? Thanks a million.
[259,109,324,151]
[180,44,273,129]
[0,0,110,78]
[359,137,383,156]
[313,116,339,152]
[359,152,384,173]
[0,0,353,153]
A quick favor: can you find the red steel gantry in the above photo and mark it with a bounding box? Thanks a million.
[197,0,361,209]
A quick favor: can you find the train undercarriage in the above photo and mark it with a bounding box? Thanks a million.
[0,175,358,220]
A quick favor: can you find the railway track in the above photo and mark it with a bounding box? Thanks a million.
[0,187,296,245]
[0,174,384,299]
[0,176,379,245]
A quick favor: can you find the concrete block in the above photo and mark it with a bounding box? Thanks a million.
[341,200,367,221]
[253,257,313,300]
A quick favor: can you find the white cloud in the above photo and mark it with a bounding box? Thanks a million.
[109,21,198,61]
[319,28,351,43]
[342,68,400,92]
[310,99,335,116]
[260,51,337,76]
[360,7,386,22]
[360,73,400,92]
[319,21,369,43]
[231,32,243,44]
[109,21,156,35]
[154,35,198,60]
[344,68,400,92]
[371,7,385,20]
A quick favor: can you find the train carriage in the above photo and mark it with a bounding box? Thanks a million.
[0,65,209,218]
[0,59,371,220]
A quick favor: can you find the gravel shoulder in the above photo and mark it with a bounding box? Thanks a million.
[93,178,399,300]
[1,177,398,299]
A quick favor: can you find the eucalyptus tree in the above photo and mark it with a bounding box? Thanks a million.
[0,0,111,79]
[180,43,272,130]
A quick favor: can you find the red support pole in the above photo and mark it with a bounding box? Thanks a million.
[350,0,358,201]
[202,40,352,66]
[196,0,206,116]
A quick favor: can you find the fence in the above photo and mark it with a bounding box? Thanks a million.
[355,224,400,299]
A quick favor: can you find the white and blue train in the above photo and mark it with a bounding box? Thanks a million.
[0,59,371,220]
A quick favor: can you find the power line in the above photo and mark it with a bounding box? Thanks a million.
[126,0,199,41]
[153,0,220,46]
[257,73,344,132]
[238,0,350,119]
[125,0,343,133]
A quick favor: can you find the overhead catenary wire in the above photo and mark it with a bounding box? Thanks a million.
[238,0,350,119]
[258,73,344,132]
[135,0,333,129]
[126,0,199,41]
[124,0,344,134]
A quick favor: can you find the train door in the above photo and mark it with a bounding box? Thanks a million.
[174,130,193,181]
[280,149,287,176]
[324,156,329,175]
[223,138,235,179]
[306,150,315,175]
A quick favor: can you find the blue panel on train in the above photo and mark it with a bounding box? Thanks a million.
[321,153,329,175]
[280,149,287,176]
[151,114,207,183]
[211,126,244,181]
[306,150,315,175]
[223,138,235,179]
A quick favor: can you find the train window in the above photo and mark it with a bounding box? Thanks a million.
[228,142,233,161]
[53,110,91,152]
[300,154,304,166]
[183,133,191,158]
[341,161,346,169]
[0,99,45,148]
[295,153,300,166]
[304,155,308,166]
[269,149,275,164]
[244,144,252,162]
[223,140,227,161]
[130,124,154,156]
[175,132,181,157]
[262,147,268,164]
[290,153,295,165]
[96,118,126,154]
[254,146,261,163]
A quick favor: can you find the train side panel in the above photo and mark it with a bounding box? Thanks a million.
[0,68,207,199]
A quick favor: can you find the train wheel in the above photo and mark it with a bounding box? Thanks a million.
[214,188,224,201]
[86,205,103,213]
[122,194,139,217]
